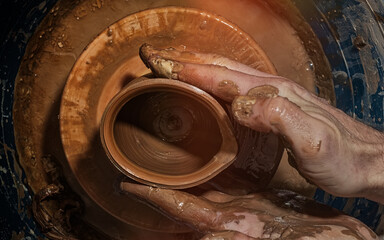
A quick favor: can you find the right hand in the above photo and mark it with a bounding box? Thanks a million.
[139,44,384,202]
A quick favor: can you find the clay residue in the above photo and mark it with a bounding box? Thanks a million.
[341,229,365,240]
[140,43,200,65]
[232,96,257,120]
[149,58,184,79]
[247,85,279,98]
[230,85,279,123]
[353,36,367,50]
[271,225,332,239]
[216,80,240,102]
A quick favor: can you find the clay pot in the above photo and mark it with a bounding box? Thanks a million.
[100,78,238,188]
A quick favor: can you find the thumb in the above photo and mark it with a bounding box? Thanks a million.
[232,92,332,160]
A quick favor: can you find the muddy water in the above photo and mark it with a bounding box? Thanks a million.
[13,0,332,239]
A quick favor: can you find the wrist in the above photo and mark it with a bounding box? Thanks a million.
[360,141,384,204]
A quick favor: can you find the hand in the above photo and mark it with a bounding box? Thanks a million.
[139,44,384,202]
[120,182,377,239]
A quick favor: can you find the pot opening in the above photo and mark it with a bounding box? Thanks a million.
[113,89,223,175]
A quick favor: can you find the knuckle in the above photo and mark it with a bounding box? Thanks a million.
[266,96,289,124]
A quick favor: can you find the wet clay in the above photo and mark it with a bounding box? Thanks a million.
[353,36,368,50]
[232,85,281,121]
[232,96,257,120]
[216,80,241,102]
[140,43,200,65]
[231,90,280,132]
[201,231,245,240]
[247,85,279,98]
[149,58,184,80]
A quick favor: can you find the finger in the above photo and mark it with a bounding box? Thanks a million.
[201,231,257,240]
[232,94,336,161]
[120,182,269,238]
[200,191,238,203]
[139,45,336,114]
[120,182,219,231]
[144,56,290,102]
[141,53,326,110]
[200,191,264,205]
[140,43,276,77]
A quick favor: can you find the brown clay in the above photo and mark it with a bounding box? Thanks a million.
[247,85,279,98]
[217,80,241,102]
[232,96,258,120]
[100,78,238,188]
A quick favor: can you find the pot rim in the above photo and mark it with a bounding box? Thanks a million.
[100,78,238,189]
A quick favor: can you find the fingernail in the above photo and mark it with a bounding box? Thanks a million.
[149,58,184,79]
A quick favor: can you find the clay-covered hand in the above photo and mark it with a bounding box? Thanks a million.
[139,44,384,203]
[120,182,378,239]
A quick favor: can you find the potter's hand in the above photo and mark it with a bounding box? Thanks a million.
[139,44,384,203]
[120,182,377,239]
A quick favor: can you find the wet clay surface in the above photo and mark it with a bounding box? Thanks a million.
[114,91,222,175]
[13,0,334,238]
[101,79,238,188]
[232,96,258,121]
[230,86,280,128]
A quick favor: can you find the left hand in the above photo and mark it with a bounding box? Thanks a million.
[120,182,377,239]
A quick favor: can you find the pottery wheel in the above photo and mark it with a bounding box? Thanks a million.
[59,7,282,232]
[12,0,335,237]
